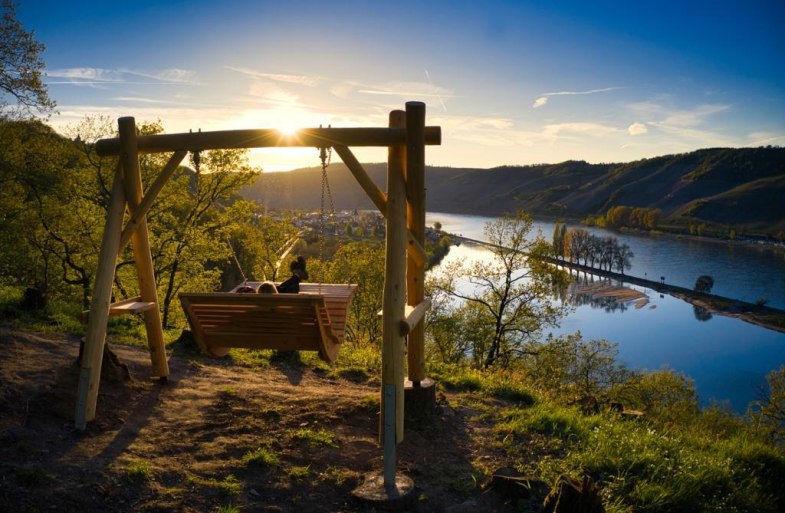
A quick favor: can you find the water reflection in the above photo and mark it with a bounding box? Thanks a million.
[693,305,713,322]
[428,213,785,411]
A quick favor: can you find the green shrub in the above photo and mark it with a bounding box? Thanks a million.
[241,447,280,467]
[292,428,337,448]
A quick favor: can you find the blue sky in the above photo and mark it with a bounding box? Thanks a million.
[18,0,785,170]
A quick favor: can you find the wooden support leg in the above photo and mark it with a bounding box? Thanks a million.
[405,101,427,385]
[119,117,169,378]
[75,163,126,430]
[381,110,408,487]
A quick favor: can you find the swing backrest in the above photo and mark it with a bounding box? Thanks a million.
[179,283,357,363]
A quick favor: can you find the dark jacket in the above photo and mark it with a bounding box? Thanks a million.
[276,274,300,293]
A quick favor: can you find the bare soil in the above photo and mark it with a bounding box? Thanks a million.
[0,329,526,513]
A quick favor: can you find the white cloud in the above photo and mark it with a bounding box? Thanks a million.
[357,80,455,99]
[543,122,619,138]
[532,96,548,108]
[532,86,622,108]
[661,104,729,127]
[745,132,785,146]
[628,122,648,135]
[46,67,196,85]
[225,67,323,87]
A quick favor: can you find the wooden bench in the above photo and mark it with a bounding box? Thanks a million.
[179,283,358,363]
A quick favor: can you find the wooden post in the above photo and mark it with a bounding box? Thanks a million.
[119,149,187,252]
[75,162,126,429]
[118,117,169,378]
[405,102,427,384]
[381,110,407,486]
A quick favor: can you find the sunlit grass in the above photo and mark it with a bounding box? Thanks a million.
[241,446,280,467]
[292,428,338,448]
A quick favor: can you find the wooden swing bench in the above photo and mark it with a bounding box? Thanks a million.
[179,283,358,363]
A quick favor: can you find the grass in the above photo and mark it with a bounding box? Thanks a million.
[432,365,537,405]
[186,473,242,496]
[13,467,52,486]
[215,505,242,513]
[287,465,310,479]
[292,428,338,448]
[497,403,596,442]
[491,396,785,513]
[241,446,280,467]
[124,459,154,481]
[0,286,84,334]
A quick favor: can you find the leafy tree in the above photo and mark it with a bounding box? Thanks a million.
[223,203,298,284]
[1,1,55,117]
[694,275,714,294]
[551,223,566,257]
[313,241,385,347]
[618,367,699,424]
[522,333,634,403]
[149,149,259,326]
[749,365,785,442]
[612,242,633,274]
[0,119,102,305]
[429,211,569,368]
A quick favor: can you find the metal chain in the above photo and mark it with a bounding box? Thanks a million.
[320,146,335,215]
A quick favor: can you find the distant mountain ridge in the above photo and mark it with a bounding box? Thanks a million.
[241,147,785,236]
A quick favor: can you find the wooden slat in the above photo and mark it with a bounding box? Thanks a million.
[179,283,358,363]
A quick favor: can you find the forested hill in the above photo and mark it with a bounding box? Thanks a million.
[242,147,785,236]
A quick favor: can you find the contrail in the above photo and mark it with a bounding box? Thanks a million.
[425,69,447,112]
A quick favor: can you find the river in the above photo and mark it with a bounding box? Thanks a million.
[425,212,785,412]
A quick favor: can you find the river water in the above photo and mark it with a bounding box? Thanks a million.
[426,212,785,412]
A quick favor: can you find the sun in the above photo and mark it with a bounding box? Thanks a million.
[277,124,300,136]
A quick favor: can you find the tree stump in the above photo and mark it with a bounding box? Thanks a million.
[542,474,605,513]
[77,340,131,383]
[21,287,47,310]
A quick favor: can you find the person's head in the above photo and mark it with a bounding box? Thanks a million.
[296,255,307,269]
[258,281,278,294]
[289,259,300,272]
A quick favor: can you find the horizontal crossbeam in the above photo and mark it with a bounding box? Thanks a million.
[96,125,442,156]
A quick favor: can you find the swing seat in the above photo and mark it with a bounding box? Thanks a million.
[179,283,358,363]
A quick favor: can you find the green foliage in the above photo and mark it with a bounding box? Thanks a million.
[215,505,242,513]
[0,1,56,117]
[124,459,154,481]
[292,428,338,448]
[522,333,632,403]
[604,206,660,230]
[498,403,595,441]
[314,240,385,346]
[241,446,280,467]
[616,367,699,424]
[693,274,714,293]
[287,465,310,479]
[431,365,537,405]
[428,211,569,369]
[748,365,785,442]
[555,420,785,513]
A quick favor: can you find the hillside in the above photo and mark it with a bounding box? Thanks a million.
[242,147,785,236]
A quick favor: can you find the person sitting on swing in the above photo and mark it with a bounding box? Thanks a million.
[276,256,308,293]
[258,281,278,294]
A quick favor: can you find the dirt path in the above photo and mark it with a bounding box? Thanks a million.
[0,329,519,512]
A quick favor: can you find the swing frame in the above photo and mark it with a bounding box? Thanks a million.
[76,102,439,488]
